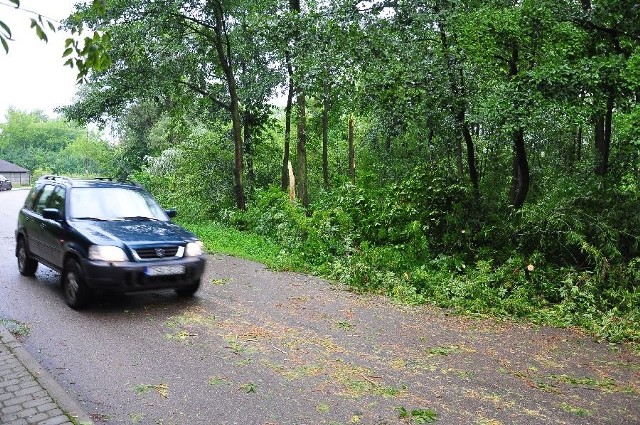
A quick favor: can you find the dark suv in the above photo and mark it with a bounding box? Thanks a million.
[15,176,206,309]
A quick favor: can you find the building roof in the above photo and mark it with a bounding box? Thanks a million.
[0,159,29,173]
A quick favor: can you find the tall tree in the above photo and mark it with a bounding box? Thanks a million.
[435,0,479,192]
[64,0,282,210]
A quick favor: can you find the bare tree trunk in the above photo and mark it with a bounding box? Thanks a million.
[595,90,614,176]
[296,90,309,208]
[510,127,530,209]
[322,81,330,189]
[281,51,294,192]
[243,110,255,184]
[348,115,355,183]
[461,120,479,192]
[455,137,464,176]
[508,46,530,210]
[212,0,244,210]
[289,0,308,209]
[574,125,583,164]
[288,160,295,201]
[436,2,478,191]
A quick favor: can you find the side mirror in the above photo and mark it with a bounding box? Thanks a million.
[166,209,177,218]
[42,208,62,221]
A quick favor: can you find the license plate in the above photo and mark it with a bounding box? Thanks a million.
[145,265,185,276]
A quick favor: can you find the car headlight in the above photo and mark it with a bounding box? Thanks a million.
[185,241,204,257]
[89,245,128,262]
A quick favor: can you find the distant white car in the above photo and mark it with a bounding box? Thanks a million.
[0,174,12,191]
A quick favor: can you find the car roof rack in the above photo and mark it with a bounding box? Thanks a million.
[38,175,72,183]
[37,175,138,187]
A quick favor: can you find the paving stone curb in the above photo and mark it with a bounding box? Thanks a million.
[0,325,94,425]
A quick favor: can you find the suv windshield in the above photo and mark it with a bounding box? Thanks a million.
[69,187,169,221]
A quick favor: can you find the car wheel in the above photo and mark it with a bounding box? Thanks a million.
[17,238,38,276]
[175,279,201,297]
[62,259,91,309]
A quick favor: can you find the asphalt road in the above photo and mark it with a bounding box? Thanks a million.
[0,189,639,425]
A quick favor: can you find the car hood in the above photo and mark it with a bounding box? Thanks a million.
[72,219,196,247]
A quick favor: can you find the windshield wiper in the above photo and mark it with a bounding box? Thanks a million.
[119,216,160,221]
[73,217,109,221]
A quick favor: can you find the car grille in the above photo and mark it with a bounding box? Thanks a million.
[135,246,181,260]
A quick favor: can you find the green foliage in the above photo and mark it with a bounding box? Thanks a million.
[0,1,56,53]
[396,406,438,424]
[236,186,309,248]
[0,109,113,176]
[516,174,639,276]
[134,145,233,222]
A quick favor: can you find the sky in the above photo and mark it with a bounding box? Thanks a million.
[0,0,79,121]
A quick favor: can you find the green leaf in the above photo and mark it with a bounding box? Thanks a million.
[47,21,56,32]
[8,0,19,7]
[35,25,47,42]
[396,406,409,418]
[1,37,8,54]
[0,20,11,38]
[62,47,73,57]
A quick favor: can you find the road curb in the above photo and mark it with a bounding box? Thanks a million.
[0,324,94,425]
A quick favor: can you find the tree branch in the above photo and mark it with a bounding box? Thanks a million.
[178,80,230,111]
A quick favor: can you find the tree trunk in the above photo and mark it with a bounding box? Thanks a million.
[289,0,308,208]
[508,45,529,210]
[322,81,330,189]
[575,125,583,163]
[510,127,530,209]
[243,110,255,184]
[595,90,614,176]
[296,90,309,208]
[461,118,479,192]
[212,1,244,210]
[281,51,294,192]
[348,115,355,183]
[436,5,478,191]
[455,137,464,176]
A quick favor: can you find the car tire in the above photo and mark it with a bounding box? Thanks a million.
[17,238,38,276]
[62,259,91,309]
[175,279,201,297]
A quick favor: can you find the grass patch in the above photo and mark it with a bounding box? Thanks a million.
[0,318,31,337]
[208,376,229,386]
[396,406,438,423]
[133,383,169,398]
[181,220,295,270]
[239,382,257,393]
[560,403,592,417]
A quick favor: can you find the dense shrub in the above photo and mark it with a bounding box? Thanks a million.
[134,133,235,222]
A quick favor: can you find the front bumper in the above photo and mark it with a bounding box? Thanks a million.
[81,256,206,292]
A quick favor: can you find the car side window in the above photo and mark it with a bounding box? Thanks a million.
[33,185,55,215]
[24,184,44,210]
[47,187,66,216]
